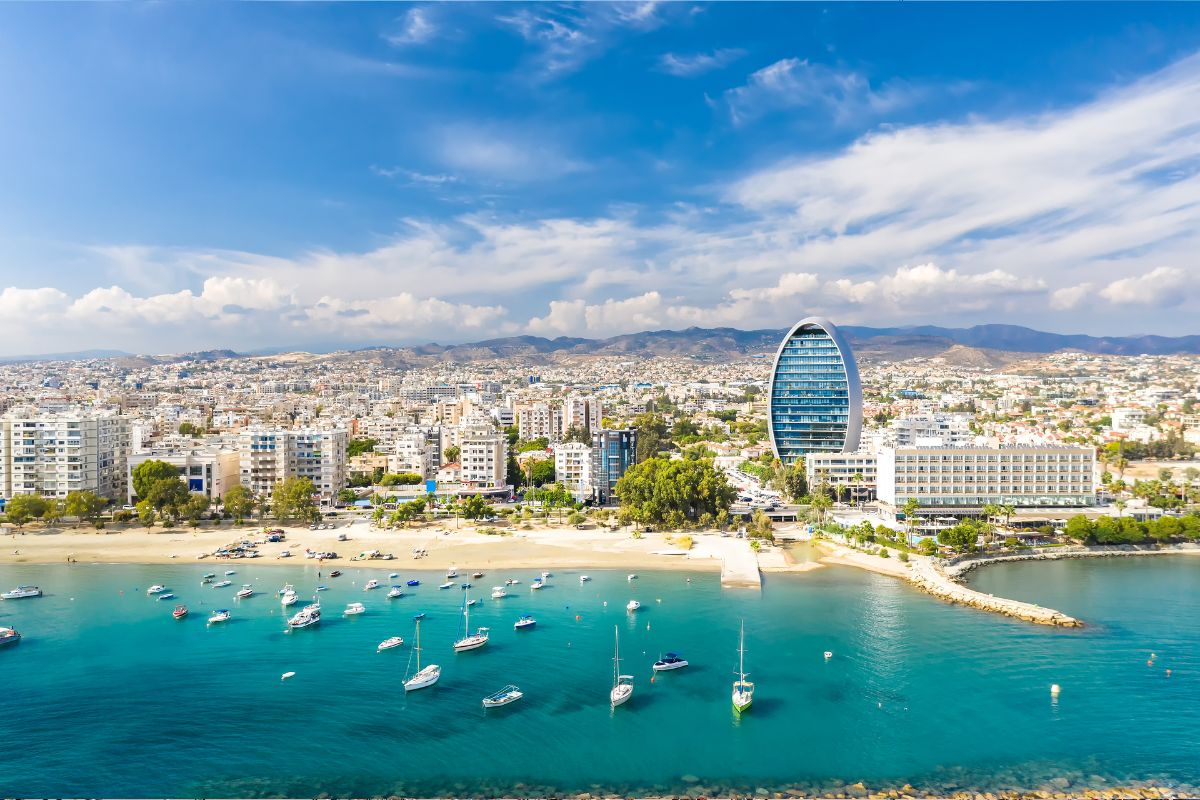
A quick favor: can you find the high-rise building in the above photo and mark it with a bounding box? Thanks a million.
[592,429,637,504]
[457,423,508,490]
[767,317,862,464]
[238,427,348,499]
[553,441,593,499]
[519,402,562,442]
[0,411,130,502]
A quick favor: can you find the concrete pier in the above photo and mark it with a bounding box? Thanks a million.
[720,540,762,589]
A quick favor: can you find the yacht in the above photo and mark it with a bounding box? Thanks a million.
[377,636,404,652]
[146,585,167,595]
[344,602,365,616]
[439,581,455,590]
[278,583,295,596]
[0,626,20,647]
[157,592,176,601]
[172,605,188,620]
[579,575,591,583]
[626,599,641,612]
[406,579,420,587]
[653,653,688,671]
[213,579,232,588]
[2,585,42,600]
[482,685,523,709]
[208,609,231,625]
[387,586,404,599]
[491,586,508,600]
[472,571,484,579]
[281,589,298,607]
[732,619,754,713]
[514,615,536,630]
[530,580,544,591]
[453,587,489,652]
[364,579,380,591]
[288,599,321,628]
[504,578,518,586]
[235,585,254,599]
[404,618,440,691]
[610,625,634,708]
[224,570,236,576]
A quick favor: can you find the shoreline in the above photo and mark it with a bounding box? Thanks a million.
[944,543,1200,579]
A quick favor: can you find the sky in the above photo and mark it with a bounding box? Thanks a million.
[2,2,1200,355]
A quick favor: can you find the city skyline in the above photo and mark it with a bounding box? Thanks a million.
[3,3,1200,354]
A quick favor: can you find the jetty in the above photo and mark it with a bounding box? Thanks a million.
[720,540,762,589]
[908,557,1082,627]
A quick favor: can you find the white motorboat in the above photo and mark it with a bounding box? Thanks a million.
[439,581,455,589]
[482,684,523,709]
[389,572,399,578]
[387,586,404,599]
[626,599,641,612]
[0,626,20,647]
[453,586,489,652]
[364,579,380,591]
[579,575,591,583]
[201,573,215,584]
[213,579,232,588]
[377,636,404,652]
[491,586,508,599]
[514,615,536,630]
[404,618,441,691]
[653,652,689,671]
[224,570,236,576]
[504,578,518,586]
[281,589,298,607]
[445,567,459,579]
[541,571,552,578]
[146,585,167,595]
[2,585,42,600]
[278,583,295,596]
[610,625,633,708]
[235,585,254,599]
[627,574,638,581]
[288,599,321,628]
[344,602,365,616]
[156,592,176,601]
[208,609,231,624]
[530,580,544,591]
[732,619,754,713]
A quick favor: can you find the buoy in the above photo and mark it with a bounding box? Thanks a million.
[1166,669,1172,678]
[575,615,581,621]
[656,598,662,603]
[1050,684,1061,696]
[603,601,607,607]
[282,671,296,681]
[824,651,833,660]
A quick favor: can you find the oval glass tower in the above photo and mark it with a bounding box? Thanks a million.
[767,317,862,464]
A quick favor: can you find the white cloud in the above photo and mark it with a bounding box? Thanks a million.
[498,3,669,78]
[434,123,587,181]
[1100,267,1191,306]
[386,8,437,46]
[658,48,745,77]
[1050,283,1093,311]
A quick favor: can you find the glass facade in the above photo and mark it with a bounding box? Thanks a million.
[591,428,637,504]
[768,318,862,465]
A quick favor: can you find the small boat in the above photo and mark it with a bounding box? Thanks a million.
[482,684,523,708]
[213,579,232,588]
[235,585,254,599]
[453,587,489,652]
[377,636,404,651]
[541,571,552,578]
[364,579,380,591]
[387,586,404,599]
[733,620,754,713]
[611,626,633,708]
[315,585,329,592]
[278,583,295,596]
[439,582,454,590]
[146,585,167,595]
[530,580,544,591]
[0,627,20,647]
[626,600,641,612]
[330,570,342,578]
[504,578,517,586]
[389,572,399,578]
[579,575,591,583]
[627,574,638,581]
[460,582,472,589]
[413,612,426,620]
[514,615,536,630]
[208,609,231,624]
[404,618,440,691]
[824,651,833,660]
[224,570,236,576]
[472,571,484,579]
[172,605,188,620]
[467,599,479,607]
[2,585,43,600]
[491,586,508,599]
[156,592,176,601]
[344,602,365,616]
[281,589,298,607]
[446,567,459,579]
[281,671,296,681]
[288,600,321,628]
[406,579,420,587]
[201,574,215,584]
[653,652,688,671]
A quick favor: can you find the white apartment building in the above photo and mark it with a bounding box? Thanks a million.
[553,441,593,497]
[563,393,603,433]
[238,427,349,499]
[0,411,129,502]
[127,446,240,503]
[518,402,562,443]
[457,424,507,490]
[1111,407,1147,433]
[805,451,878,501]
[876,445,1096,510]
[889,413,974,447]
[388,430,439,479]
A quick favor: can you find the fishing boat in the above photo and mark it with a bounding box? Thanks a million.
[281,588,298,607]
[288,599,321,628]
[364,579,380,591]
[482,685,523,709]
[406,579,420,587]
[610,625,633,708]
[491,586,508,599]
[0,626,20,647]
[213,579,232,588]
[530,580,544,591]
[732,619,754,713]
[439,581,455,590]
[453,587,489,652]
[653,652,688,671]
[1,585,42,600]
[404,618,441,691]
[344,602,365,616]
[146,585,167,595]
[514,615,536,630]
[377,636,404,652]
[208,609,231,624]
[387,586,404,599]
[172,605,188,619]
[235,585,254,599]
[579,575,591,583]
[157,592,176,601]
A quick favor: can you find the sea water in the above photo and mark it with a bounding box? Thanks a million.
[1,558,1197,797]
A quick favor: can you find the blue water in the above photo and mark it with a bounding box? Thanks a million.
[1,558,1198,797]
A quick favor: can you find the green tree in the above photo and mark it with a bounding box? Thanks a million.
[614,455,736,528]
[562,425,591,445]
[460,494,493,520]
[136,499,156,527]
[631,412,670,462]
[937,520,982,553]
[380,473,423,486]
[222,485,255,523]
[182,493,210,525]
[530,459,556,486]
[132,460,181,500]
[347,437,380,457]
[901,498,921,544]
[443,445,461,464]
[146,477,190,516]
[272,478,319,522]
[64,491,105,525]
[748,509,775,540]
[516,437,550,453]
[1063,514,1095,543]
[41,498,66,526]
[771,460,808,501]
[5,493,48,528]
[506,454,522,488]
[337,488,358,505]
[809,492,832,525]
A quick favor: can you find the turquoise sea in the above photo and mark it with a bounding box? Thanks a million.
[1,556,1198,797]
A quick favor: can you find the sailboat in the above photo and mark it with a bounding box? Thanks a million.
[453,585,489,652]
[732,619,754,713]
[404,618,441,691]
[610,625,634,708]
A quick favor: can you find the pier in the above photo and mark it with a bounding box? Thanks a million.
[909,557,1082,627]
[720,540,763,589]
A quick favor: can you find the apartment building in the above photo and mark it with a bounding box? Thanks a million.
[563,393,603,433]
[553,441,593,498]
[457,424,508,490]
[127,445,240,503]
[238,427,349,499]
[804,451,878,501]
[592,429,637,504]
[518,402,562,443]
[889,412,974,446]
[0,411,129,502]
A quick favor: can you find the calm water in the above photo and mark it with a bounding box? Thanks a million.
[1,557,1198,797]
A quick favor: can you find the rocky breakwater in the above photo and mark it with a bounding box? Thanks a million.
[908,557,1082,627]
[944,543,1200,579]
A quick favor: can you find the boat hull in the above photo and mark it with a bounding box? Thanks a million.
[453,637,488,652]
[404,665,441,691]
[610,686,633,707]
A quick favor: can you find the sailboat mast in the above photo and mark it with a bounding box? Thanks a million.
[415,618,422,671]
[738,619,746,680]
[613,625,620,687]
[463,586,470,636]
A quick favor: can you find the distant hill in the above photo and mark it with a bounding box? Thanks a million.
[0,348,131,364]
[840,324,1200,356]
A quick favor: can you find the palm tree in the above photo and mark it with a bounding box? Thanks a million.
[1115,498,1127,518]
[902,497,920,546]
[851,472,865,506]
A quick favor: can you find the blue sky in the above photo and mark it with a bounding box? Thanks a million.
[2,2,1200,354]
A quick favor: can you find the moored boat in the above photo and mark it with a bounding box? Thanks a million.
[732,619,754,713]
[146,584,167,595]
[377,636,404,652]
[407,579,420,587]
[364,579,380,591]
[439,581,454,589]
[404,618,440,691]
[491,586,508,599]
[0,626,22,646]
[235,585,254,599]
[579,575,591,583]
[281,589,298,607]
[387,586,404,598]
[2,584,42,600]
[653,652,688,671]
[626,599,641,612]
[610,625,633,708]
[453,586,489,652]
[514,615,536,630]
[213,579,232,588]
[288,599,321,628]
[172,605,188,620]
[157,592,176,601]
[208,609,231,624]
[530,580,544,591]
[344,602,365,616]
[482,684,523,708]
